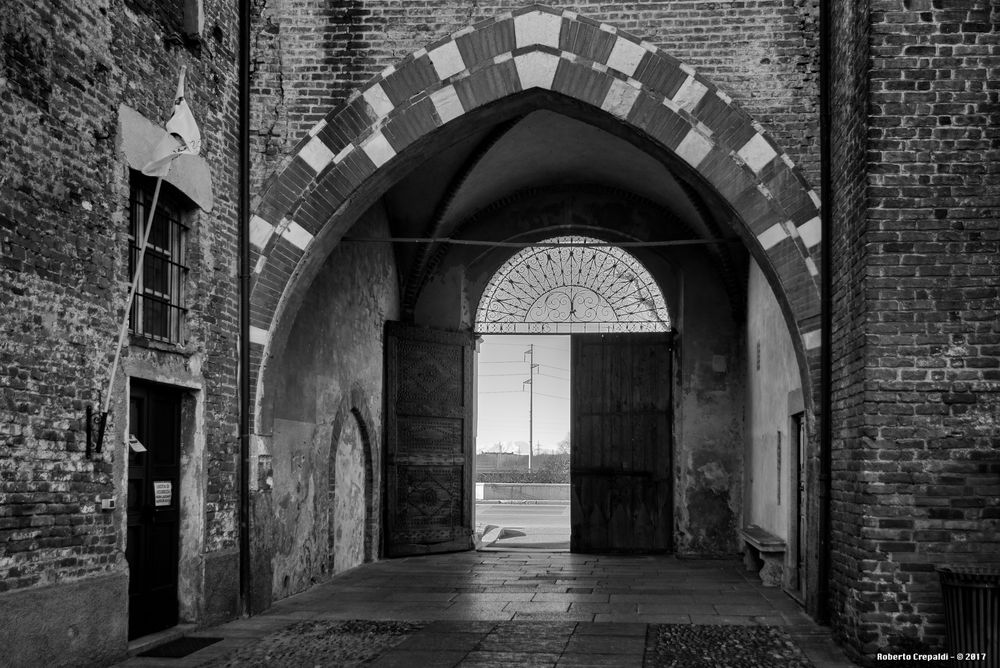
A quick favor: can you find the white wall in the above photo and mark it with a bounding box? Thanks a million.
[744,261,801,539]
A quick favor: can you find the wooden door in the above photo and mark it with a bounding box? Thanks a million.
[570,332,673,553]
[126,381,182,639]
[384,322,475,556]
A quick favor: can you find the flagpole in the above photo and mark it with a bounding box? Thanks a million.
[88,65,198,455]
[102,176,164,416]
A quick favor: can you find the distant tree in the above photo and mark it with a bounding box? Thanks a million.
[556,432,570,454]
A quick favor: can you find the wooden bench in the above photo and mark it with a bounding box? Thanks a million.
[740,525,786,587]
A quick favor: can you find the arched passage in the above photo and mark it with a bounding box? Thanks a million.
[248,4,823,434]
[249,1,823,611]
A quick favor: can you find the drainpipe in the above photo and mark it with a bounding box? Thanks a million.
[238,0,252,617]
[818,0,833,626]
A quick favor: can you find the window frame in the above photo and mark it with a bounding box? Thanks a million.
[127,172,190,345]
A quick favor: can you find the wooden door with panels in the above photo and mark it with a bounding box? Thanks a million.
[384,322,475,557]
[570,332,673,553]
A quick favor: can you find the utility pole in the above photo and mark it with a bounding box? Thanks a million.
[523,344,538,470]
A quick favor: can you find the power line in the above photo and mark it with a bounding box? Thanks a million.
[344,237,735,247]
[478,360,533,364]
[480,342,569,352]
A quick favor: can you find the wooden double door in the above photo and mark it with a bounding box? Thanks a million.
[384,323,476,557]
[384,323,673,556]
[570,333,673,553]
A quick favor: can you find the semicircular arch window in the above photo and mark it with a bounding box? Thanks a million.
[475,236,671,334]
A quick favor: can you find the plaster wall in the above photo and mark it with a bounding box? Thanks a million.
[744,261,801,539]
[0,572,128,668]
[251,204,398,609]
[673,259,745,556]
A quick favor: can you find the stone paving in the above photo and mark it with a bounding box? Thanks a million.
[115,551,857,667]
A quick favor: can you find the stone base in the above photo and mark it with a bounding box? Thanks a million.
[743,546,784,587]
[204,549,241,625]
[758,553,784,587]
[0,571,128,668]
[744,548,761,573]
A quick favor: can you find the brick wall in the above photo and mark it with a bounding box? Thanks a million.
[250,0,821,194]
[1,0,122,594]
[828,0,873,657]
[830,0,1000,661]
[0,0,240,623]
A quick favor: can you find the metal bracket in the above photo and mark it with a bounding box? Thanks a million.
[85,405,108,459]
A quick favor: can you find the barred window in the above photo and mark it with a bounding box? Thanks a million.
[128,173,189,343]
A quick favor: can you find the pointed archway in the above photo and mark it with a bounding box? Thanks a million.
[248,5,822,431]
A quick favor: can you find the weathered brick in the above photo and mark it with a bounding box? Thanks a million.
[830,1,1000,661]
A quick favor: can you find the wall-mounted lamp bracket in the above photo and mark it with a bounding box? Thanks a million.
[86,405,108,459]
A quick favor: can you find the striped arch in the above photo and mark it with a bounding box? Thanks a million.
[249,4,823,426]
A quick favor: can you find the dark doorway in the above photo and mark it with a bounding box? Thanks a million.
[570,333,673,553]
[126,381,182,639]
[384,322,476,556]
[789,412,807,600]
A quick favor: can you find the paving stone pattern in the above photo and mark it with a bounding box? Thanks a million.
[644,624,813,668]
[200,620,422,667]
[116,552,856,668]
[196,619,816,667]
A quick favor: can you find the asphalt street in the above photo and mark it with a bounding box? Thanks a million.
[475,502,570,549]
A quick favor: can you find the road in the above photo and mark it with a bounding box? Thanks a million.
[475,502,570,549]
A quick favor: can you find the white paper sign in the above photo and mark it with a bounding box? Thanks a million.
[153,481,172,507]
[128,435,147,453]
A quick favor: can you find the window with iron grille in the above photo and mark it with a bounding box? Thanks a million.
[128,173,189,343]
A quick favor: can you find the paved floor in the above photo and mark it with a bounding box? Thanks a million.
[117,551,857,667]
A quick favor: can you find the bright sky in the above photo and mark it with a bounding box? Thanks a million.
[476,335,570,455]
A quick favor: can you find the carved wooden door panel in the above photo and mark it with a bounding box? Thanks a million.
[385,322,475,557]
[570,332,673,553]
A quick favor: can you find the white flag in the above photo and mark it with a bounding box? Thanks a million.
[141,67,202,178]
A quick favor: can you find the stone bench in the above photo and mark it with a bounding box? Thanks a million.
[740,525,786,587]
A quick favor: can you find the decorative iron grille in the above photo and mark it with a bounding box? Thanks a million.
[475,236,670,334]
[128,174,189,343]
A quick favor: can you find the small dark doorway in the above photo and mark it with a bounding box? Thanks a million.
[127,381,182,639]
[788,412,807,600]
[570,332,673,553]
